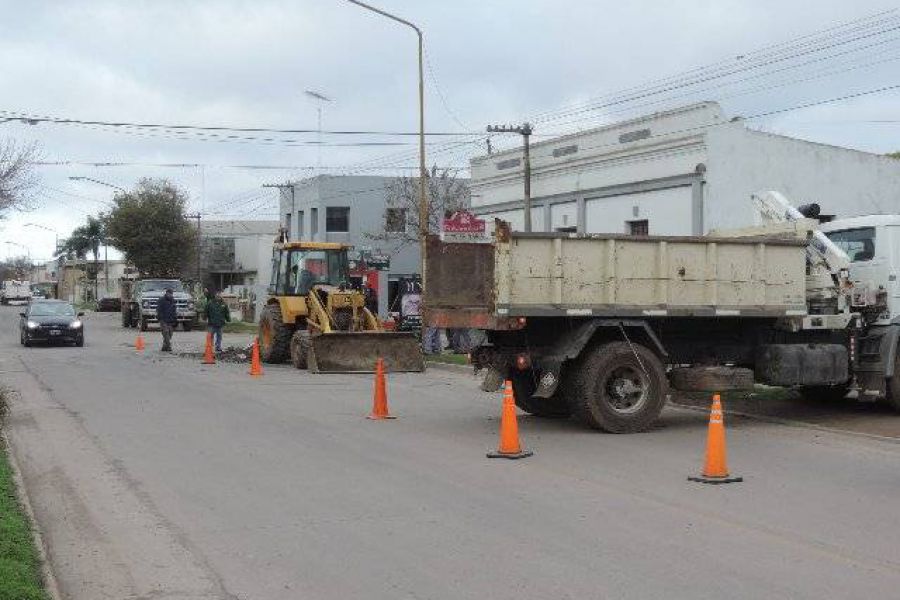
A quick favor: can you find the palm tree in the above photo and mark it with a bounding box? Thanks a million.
[64,215,105,301]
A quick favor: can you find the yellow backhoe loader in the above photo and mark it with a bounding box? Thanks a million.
[257,240,424,373]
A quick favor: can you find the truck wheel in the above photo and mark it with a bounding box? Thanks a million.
[510,370,572,417]
[182,321,193,332]
[121,306,131,328]
[258,304,293,363]
[139,317,148,332]
[568,341,668,433]
[885,352,900,411]
[290,330,311,370]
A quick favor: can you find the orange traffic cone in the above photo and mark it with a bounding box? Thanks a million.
[487,380,533,459]
[248,337,263,377]
[135,333,145,352]
[689,394,742,484]
[367,358,397,420]
[202,332,215,365]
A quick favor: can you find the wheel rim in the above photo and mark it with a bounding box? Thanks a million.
[601,365,650,414]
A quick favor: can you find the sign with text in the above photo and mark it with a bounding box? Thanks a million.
[441,210,490,243]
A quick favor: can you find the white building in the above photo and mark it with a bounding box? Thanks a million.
[470,102,900,235]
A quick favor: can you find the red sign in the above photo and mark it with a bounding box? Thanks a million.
[442,210,486,233]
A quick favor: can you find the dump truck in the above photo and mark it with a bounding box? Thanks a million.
[258,240,424,373]
[424,191,893,433]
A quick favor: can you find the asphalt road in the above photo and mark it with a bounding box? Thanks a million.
[5,306,900,599]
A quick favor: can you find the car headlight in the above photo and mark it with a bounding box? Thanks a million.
[187,301,194,309]
[142,300,150,308]
[69,320,82,329]
[26,320,39,329]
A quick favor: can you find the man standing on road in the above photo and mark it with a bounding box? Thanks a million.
[205,291,231,352]
[156,287,178,352]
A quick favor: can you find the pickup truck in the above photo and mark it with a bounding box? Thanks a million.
[424,192,893,433]
[121,278,197,331]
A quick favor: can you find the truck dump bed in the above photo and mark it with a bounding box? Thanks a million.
[425,224,808,329]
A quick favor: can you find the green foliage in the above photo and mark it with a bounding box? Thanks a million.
[0,428,49,600]
[63,215,104,262]
[104,178,197,278]
[887,151,900,159]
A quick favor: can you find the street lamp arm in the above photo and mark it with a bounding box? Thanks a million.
[344,0,422,35]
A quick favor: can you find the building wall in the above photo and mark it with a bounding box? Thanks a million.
[281,176,421,275]
[705,125,900,231]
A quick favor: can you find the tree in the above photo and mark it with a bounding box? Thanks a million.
[104,178,197,278]
[0,256,32,280]
[0,139,39,218]
[888,151,900,159]
[365,167,470,248]
[63,215,105,300]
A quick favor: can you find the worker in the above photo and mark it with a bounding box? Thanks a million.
[156,288,178,352]
[205,290,231,352]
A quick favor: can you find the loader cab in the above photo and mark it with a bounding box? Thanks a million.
[270,243,351,296]
[821,215,900,324]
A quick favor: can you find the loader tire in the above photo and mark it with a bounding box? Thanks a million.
[258,304,293,364]
[568,341,668,433]
[290,330,311,370]
[510,370,572,418]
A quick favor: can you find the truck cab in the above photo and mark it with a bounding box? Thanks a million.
[820,215,900,325]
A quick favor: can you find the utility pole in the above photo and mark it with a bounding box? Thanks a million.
[487,122,534,232]
[185,213,201,284]
[263,183,296,240]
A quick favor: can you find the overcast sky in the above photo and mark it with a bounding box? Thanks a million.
[1,0,899,261]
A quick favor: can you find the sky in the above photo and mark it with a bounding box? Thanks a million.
[1,0,899,262]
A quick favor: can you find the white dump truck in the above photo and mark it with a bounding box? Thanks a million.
[424,192,894,433]
[1,280,32,305]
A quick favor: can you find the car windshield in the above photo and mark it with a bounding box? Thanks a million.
[29,303,76,317]
[287,249,349,294]
[825,227,876,262]
[141,280,184,292]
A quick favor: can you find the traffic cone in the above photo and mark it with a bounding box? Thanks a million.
[689,394,742,484]
[135,333,145,352]
[248,337,263,377]
[201,332,215,365]
[367,358,396,420]
[487,380,533,459]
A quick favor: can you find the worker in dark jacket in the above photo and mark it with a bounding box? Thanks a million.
[205,291,231,352]
[156,288,178,352]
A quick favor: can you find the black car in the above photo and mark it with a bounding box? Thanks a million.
[20,300,85,347]
[97,296,121,312]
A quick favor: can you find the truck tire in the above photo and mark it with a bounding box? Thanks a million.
[290,330,311,370]
[885,352,900,411]
[121,306,131,328]
[182,321,193,332]
[258,304,293,364]
[510,370,572,418]
[139,317,148,332]
[568,341,668,433]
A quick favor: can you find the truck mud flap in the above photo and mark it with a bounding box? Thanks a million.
[308,332,425,373]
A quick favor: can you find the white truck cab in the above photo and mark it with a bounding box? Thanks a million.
[820,215,900,325]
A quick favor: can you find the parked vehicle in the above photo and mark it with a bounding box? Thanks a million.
[121,278,197,331]
[97,295,122,312]
[20,300,85,347]
[424,191,892,433]
[1,280,32,305]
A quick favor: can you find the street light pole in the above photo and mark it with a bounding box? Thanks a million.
[344,0,428,290]
[23,223,60,256]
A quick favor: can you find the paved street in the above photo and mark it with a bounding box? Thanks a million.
[5,306,900,599]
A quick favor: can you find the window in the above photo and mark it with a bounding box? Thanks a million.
[326,206,350,232]
[385,208,407,233]
[297,210,305,239]
[310,207,318,236]
[825,227,876,262]
[627,220,649,236]
[284,213,292,240]
[286,249,350,295]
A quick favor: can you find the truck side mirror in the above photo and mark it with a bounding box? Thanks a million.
[19,312,26,318]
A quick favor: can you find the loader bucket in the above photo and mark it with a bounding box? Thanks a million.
[308,331,425,373]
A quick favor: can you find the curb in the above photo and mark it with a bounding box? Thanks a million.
[1,427,63,600]
[425,360,473,374]
[669,401,900,446]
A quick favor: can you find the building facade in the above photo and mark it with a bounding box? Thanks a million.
[277,176,426,318]
[470,102,900,235]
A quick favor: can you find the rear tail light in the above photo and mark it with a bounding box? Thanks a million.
[515,353,531,371]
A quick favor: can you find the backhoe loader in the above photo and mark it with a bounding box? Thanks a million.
[258,241,424,373]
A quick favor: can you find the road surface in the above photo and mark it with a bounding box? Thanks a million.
[3,306,900,599]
